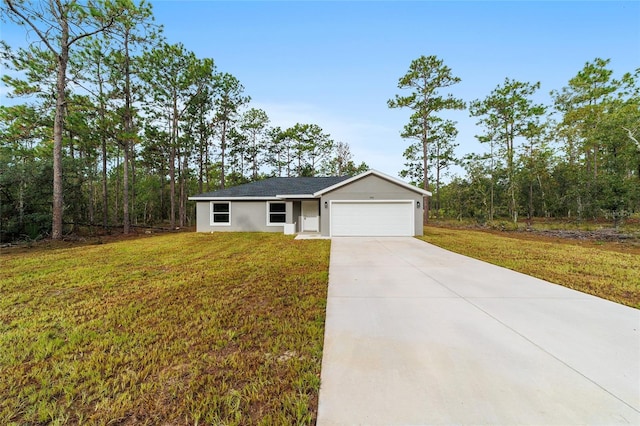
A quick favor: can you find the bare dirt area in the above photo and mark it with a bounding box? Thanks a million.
[510,228,640,255]
[431,219,640,255]
[526,228,638,242]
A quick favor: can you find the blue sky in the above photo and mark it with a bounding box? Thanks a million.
[3,1,640,179]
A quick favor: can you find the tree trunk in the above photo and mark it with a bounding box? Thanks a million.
[88,175,95,227]
[198,135,204,194]
[177,148,183,227]
[205,142,210,192]
[220,120,227,189]
[435,143,441,217]
[68,129,81,233]
[422,120,429,224]
[115,147,120,224]
[130,142,136,225]
[159,156,166,223]
[52,38,68,239]
[101,129,108,229]
[170,110,178,228]
[122,31,132,234]
[122,141,130,234]
[169,144,176,229]
[252,135,258,180]
[18,164,25,229]
[527,145,533,223]
[507,124,517,224]
[180,154,188,227]
[528,179,533,223]
[95,58,109,230]
[489,140,495,221]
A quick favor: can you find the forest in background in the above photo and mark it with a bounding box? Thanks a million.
[1,0,638,244]
[390,56,639,227]
[0,0,367,242]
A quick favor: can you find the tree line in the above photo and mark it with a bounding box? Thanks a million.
[0,0,367,242]
[390,55,639,226]
[2,2,638,243]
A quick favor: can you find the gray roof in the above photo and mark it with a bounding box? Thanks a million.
[191,176,351,198]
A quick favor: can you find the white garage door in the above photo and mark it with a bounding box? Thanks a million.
[330,201,414,236]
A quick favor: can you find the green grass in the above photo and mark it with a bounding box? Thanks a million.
[0,232,330,424]
[420,226,640,309]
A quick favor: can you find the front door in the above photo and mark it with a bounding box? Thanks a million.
[302,200,319,232]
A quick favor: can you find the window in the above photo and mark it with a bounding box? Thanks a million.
[211,202,230,225]
[267,202,286,225]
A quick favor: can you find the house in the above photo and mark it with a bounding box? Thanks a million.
[188,170,432,237]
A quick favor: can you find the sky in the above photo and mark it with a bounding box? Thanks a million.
[2,1,640,179]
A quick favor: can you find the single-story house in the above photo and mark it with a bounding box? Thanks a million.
[188,169,432,237]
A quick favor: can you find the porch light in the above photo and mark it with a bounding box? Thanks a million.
[417,201,420,208]
[324,201,328,208]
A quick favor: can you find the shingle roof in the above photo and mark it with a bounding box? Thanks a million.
[190,176,351,199]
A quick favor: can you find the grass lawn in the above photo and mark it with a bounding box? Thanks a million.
[420,226,640,309]
[0,232,330,425]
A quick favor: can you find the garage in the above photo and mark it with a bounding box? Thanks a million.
[330,200,414,236]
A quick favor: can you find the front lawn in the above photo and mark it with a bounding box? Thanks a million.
[420,226,640,308]
[0,233,330,424]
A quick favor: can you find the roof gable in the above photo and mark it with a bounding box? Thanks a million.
[189,176,351,200]
[313,170,432,197]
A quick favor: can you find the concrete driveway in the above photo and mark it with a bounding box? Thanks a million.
[317,237,640,425]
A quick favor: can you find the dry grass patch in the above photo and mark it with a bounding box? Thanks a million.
[0,232,330,424]
[420,226,640,309]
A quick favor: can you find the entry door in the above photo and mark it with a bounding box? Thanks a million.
[302,200,319,232]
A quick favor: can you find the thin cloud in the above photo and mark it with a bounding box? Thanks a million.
[251,100,407,177]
